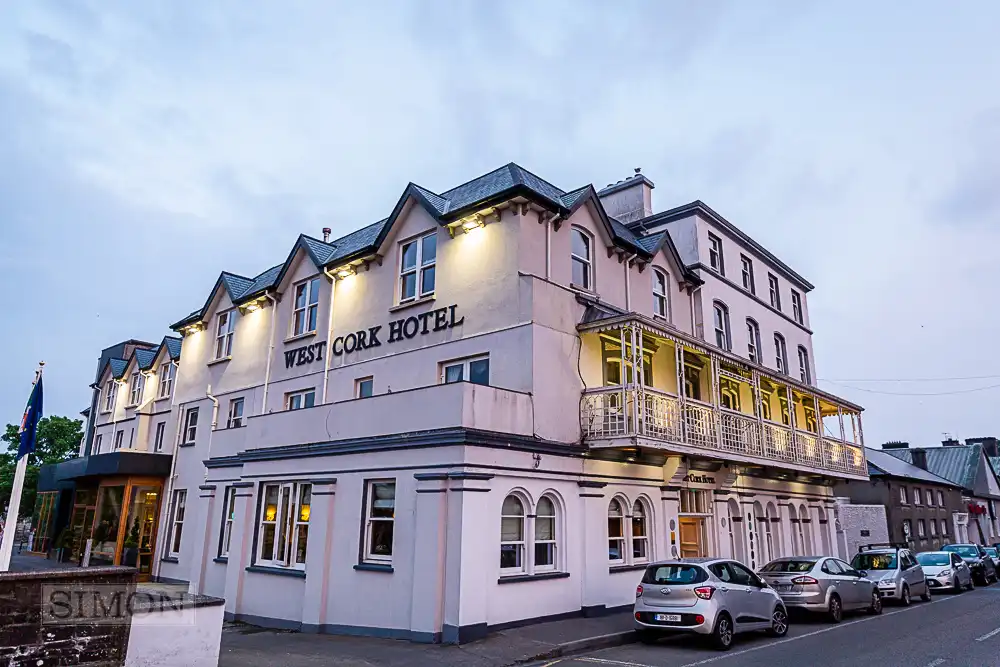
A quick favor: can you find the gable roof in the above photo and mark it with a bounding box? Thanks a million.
[884,445,982,491]
[866,447,962,488]
[163,336,182,360]
[108,358,129,379]
[635,230,703,285]
[134,348,158,371]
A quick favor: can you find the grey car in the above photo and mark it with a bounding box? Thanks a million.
[942,544,997,585]
[759,557,882,622]
[633,558,788,650]
[917,551,974,593]
[850,544,930,605]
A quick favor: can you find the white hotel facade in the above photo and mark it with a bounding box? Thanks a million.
[148,164,866,643]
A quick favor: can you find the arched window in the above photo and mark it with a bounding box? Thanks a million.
[534,496,557,571]
[632,500,649,562]
[713,301,731,351]
[653,269,670,320]
[795,505,809,556]
[797,346,811,384]
[571,227,593,290]
[608,499,625,563]
[746,318,762,364]
[774,333,788,375]
[500,495,525,573]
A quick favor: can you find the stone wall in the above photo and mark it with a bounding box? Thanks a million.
[0,566,136,666]
[835,500,889,559]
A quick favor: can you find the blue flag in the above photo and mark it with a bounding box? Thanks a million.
[17,376,43,461]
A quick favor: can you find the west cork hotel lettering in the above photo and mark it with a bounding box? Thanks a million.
[306,304,466,361]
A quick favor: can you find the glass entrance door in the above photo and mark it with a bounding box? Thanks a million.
[123,485,161,577]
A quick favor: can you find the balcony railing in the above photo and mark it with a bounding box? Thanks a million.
[581,387,867,479]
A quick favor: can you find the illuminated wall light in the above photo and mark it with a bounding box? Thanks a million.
[336,266,356,279]
[462,218,484,232]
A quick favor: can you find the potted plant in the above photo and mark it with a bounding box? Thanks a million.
[122,517,140,567]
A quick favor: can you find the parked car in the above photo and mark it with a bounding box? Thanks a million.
[916,551,974,593]
[942,544,997,586]
[984,546,1000,571]
[850,544,930,605]
[634,558,788,650]
[758,557,882,622]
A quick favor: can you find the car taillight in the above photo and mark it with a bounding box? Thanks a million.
[636,584,643,598]
[694,615,705,624]
[791,576,819,585]
[694,586,715,600]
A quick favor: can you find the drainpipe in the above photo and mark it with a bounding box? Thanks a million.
[623,253,637,311]
[153,360,183,581]
[545,215,552,280]
[260,293,278,415]
[321,267,338,404]
[689,285,701,339]
[204,385,219,480]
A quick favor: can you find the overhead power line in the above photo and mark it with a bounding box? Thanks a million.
[820,379,1000,396]
[819,374,1000,383]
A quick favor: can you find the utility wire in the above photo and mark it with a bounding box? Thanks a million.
[819,374,1000,382]
[820,379,1000,397]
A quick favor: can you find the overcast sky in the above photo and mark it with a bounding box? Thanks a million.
[2,1,998,448]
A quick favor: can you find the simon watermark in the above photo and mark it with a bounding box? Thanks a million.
[41,584,198,626]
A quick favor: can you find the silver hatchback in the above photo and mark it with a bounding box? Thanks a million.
[633,558,788,651]
[759,557,882,622]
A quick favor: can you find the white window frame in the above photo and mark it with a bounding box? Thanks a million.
[798,346,811,384]
[937,490,944,506]
[768,273,781,310]
[740,254,755,293]
[713,301,731,351]
[220,487,237,558]
[926,490,934,506]
[900,486,908,504]
[214,310,236,360]
[227,397,245,428]
[113,430,124,450]
[153,422,166,452]
[103,380,118,413]
[440,355,490,386]
[285,389,316,411]
[929,519,937,537]
[708,233,725,274]
[167,489,187,557]
[917,519,926,538]
[158,362,175,399]
[500,494,526,575]
[398,231,437,303]
[292,277,321,337]
[127,372,144,406]
[182,407,199,444]
[774,333,788,375]
[631,500,649,563]
[791,290,804,324]
[747,318,762,364]
[534,496,558,573]
[653,269,670,320]
[355,377,374,399]
[913,488,922,505]
[571,227,593,291]
[362,480,396,564]
[256,482,311,569]
[608,498,626,564]
[94,434,103,454]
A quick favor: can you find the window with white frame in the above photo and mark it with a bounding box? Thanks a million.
[929,519,937,536]
[219,487,237,558]
[713,301,731,351]
[608,499,626,563]
[797,346,811,384]
[214,310,236,360]
[227,397,245,428]
[114,430,124,450]
[774,333,788,374]
[182,407,199,444]
[362,480,395,563]
[632,500,649,562]
[355,377,374,399]
[94,434,103,454]
[791,290,804,324]
[128,372,144,406]
[747,318,762,364]
[926,490,934,506]
[534,496,557,571]
[740,255,755,293]
[653,269,670,320]
[158,362,175,399]
[768,274,781,310]
[917,519,926,538]
[500,494,526,573]
[937,490,944,506]
[708,233,725,274]
[285,389,316,411]
[292,277,321,337]
[441,355,490,386]
[167,489,186,557]
[103,380,118,413]
[399,232,437,302]
[153,422,166,452]
[571,227,593,290]
[913,488,921,505]
[257,482,311,568]
[900,486,908,504]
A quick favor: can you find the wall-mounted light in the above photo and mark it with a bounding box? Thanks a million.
[462,218,484,232]
[336,266,356,279]
[239,297,267,315]
[183,322,204,335]
[447,213,489,237]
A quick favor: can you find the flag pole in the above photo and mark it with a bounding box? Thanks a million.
[0,362,43,572]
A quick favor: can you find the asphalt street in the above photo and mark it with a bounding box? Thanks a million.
[531,585,1000,667]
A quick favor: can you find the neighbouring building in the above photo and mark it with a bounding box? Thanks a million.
[835,446,965,552]
[883,439,1000,545]
[104,163,867,643]
[35,337,181,578]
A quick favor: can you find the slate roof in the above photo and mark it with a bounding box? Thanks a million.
[866,447,962,488]
[134,348,158,371]
[884,445,982,491]
[109,358,129,379]
[220,273,254,300]
[990,457,1000,478]
[163,336,182,360]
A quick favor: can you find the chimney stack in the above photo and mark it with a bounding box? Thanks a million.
[965,437,999,457]
[597,167,655,224]
[942,438,961,447]
[911,449,928,471]
[881,441,910,450]
[322,227,332,243]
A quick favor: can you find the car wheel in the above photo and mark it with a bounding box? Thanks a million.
[968,577,976,591]
[711,613,734,651]
[921,585,932,602]
[769,606,789,637]
[955,578,964,594]
[900,584,911,606]
[635,629,659,645]
[828,594,843,623]
[868,590,883,615]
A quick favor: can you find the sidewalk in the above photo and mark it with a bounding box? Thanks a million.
[219,612,636,667]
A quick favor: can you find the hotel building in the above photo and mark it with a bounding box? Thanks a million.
[125,164,862,642]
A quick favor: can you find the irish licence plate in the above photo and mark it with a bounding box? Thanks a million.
[654,614,682,622]
[776,584,792,592]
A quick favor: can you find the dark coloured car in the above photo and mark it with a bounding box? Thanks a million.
[942,544,997,586]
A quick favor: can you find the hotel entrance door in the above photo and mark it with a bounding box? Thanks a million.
[679,517,705,558]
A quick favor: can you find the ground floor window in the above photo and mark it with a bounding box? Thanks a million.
[499,493,561,576]
[501,494,526,573]
[31,491,58,553]
[167,489,186,557]
[220,487,237,558]
[363,480,395,564]
[258,482,311,568]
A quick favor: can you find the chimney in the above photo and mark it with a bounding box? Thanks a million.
[322,227,332,243]
[911,449,928,471]
[965,437,999,457]
[597,168,654,224]
[881,441,910,450]
[942,438,961,447]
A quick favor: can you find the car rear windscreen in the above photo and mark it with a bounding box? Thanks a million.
[851,553,897,570]
[760,560,817,573]
[642,564,708,585]
[916,553,949,566]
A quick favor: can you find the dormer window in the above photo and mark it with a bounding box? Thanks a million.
[571,227,593,290]
[103,380,118,413]
[128,372,144,406]
[292,277,321,336]
[214,310,236,360]
[158,363,175,399]
[399,232,437,303]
